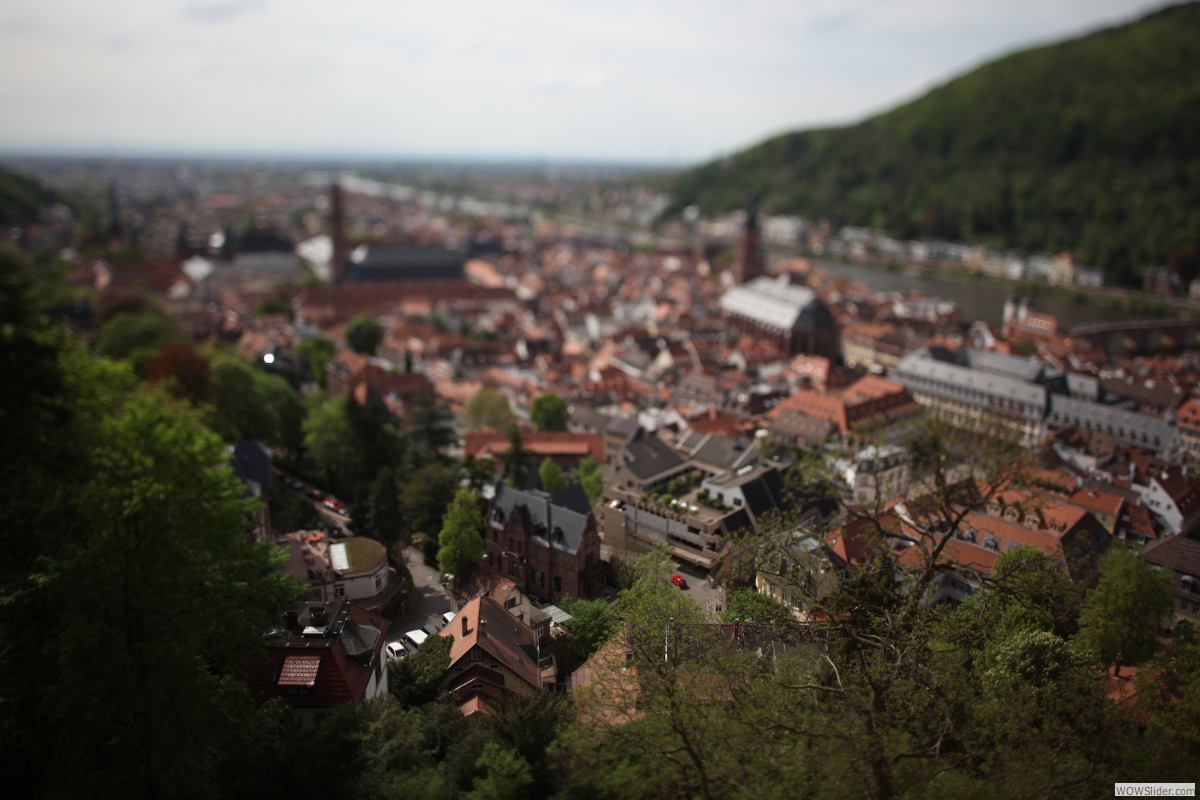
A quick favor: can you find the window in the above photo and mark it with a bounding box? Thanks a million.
[508,537,514,550]
[470,649,482,662]
[332,584,346,599]
[489,664,499,669]
[551,551,558,565]
[534,570,545,587]
[553,575,562,592]
[454,666,464,672]
[534,546,541,560]
[310,588,323,600]
[733,497,743,507]
[375,575,383,591]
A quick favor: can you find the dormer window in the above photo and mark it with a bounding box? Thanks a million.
[982,534,1000,552]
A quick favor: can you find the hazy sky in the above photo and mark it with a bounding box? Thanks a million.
[0,0,1167,163]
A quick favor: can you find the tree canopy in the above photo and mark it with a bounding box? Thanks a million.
[530,392,569,432]
[437,487,486,577]
[461,387,514,430]
[345,313,384,355]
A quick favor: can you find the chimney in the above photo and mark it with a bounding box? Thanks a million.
[461,614,468,637]
[1111,651,1124,679]
[283,608,298,630]
[309,603,327,627]
[330,181,346,286]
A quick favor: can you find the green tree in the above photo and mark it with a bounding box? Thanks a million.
[345,313,383,355]
[538,457,567,494]
[296,335,336,388]
[530,391,569,432]
[465,743,533,800]
[1074,545,1174,664]
[368,466,404,545]
[303,395,359,482]
[208,353,280,443]
[461,387,514,429]
[437,487,486,577]
[95,310,187,362]
[719,587,793,626]
[388,633,453,708]
[502,422,530,489]
[255,296,292,319]
[43,387,296,797]
[402,463,459,559]
[574,455,605,505]
[409,392,455,457]
[463,453,496,494]
[255,369,307,454]
[561,596,618,663]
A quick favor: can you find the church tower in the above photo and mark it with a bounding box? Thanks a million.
[329,181,347,286]
[734,192,764,285]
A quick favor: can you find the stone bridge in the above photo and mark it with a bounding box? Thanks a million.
[1070,317,1200,356]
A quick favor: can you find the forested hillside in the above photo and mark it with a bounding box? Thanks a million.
[668,2,1200,287]
[0,165,52,225]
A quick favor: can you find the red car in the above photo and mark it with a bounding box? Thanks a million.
[305,488,324,500]
[670,575,688,589]
[323,498,344,513]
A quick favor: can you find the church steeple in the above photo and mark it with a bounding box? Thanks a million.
[734,191,764,285]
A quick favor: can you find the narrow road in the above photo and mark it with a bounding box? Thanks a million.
[386,545,453,643]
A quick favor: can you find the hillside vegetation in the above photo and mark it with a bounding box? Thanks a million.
[0,165,51,226]
[668,2,1200,287]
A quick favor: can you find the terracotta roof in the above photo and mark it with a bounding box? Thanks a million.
[278,655,322,687]
[440,596,541,691]
[1067,488,1124,517]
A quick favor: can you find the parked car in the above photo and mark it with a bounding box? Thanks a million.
[670,575,688,589]
[285,476,303,491]
[403,629,429,651]
[422,622,441,637]
[323,498,344,512]
[305,488,324,500]
[385,641,407,660]
[442,611,457,627]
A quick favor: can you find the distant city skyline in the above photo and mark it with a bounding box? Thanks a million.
[0,0,1169,164]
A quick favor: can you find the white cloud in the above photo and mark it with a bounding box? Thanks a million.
[0,0,1164,162]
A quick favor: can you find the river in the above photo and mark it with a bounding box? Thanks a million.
[805,258,1140,330]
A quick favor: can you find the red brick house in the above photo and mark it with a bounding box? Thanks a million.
[484,484,607,602]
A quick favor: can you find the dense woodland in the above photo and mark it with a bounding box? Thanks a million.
[667,2,1200,287]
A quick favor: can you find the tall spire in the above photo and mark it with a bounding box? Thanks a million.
[734,190,763,285]
[329,180,346,286]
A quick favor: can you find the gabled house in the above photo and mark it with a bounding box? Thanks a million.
[1139,534,1200,628]
[439,596,549,715]
[247,599,389,728]
[484,484,608,602]
[1137,466,1200,536]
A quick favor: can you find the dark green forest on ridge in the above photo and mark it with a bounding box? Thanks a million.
[667,1,1200,287]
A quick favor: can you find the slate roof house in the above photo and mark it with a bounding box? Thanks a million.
[247,599,389,729]
[484,484,608,602]
[1139,534,1200,628]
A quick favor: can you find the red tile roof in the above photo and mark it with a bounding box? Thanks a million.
[278,655,322,687]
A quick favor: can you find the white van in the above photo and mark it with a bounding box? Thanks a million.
[403,629,429,651]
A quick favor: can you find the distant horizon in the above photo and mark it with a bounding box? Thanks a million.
[0,146,678,172]
[0,0,1168,164]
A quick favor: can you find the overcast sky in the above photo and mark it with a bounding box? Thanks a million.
[0,0,1168,164]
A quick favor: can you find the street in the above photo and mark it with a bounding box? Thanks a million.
[386,545,453,644]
